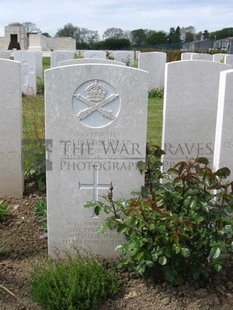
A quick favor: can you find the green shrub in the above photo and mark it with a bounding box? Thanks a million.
[30,252,120,309]
[34,198,47,230]
[85,146,233,284]
[0,200,9,222]
[148,88,164,99]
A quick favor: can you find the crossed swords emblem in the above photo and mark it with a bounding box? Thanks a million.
[74,92,119,120]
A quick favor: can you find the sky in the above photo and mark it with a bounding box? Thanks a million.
[0,0,233,38]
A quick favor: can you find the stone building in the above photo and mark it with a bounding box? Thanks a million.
[0,22,76,51]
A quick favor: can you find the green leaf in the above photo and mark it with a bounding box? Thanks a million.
[172,244,180,254]
[214,167,231,178]
[195,157,209,165]
[180,247,191,257]
[209,247,221,260]
[94,205,100,216]
[84,201,98,208]
[158,256,167,266]
[137,161,147,174]
[146,260,154,268]
[222,225,233,237]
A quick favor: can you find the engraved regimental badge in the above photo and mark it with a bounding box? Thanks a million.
[72,79,120,128]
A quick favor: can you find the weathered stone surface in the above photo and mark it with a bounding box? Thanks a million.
[0,59,23,196]
[45,64,148,257]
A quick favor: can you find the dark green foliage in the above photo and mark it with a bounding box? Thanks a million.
[34,199,47,230]
[148,88,164,99]
[24,142,46,193]
[30,253,120,310]
[0,201,9,222]
[85,147,233,284]
[36,77,44,95]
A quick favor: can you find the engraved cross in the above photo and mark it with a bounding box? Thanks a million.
[79,164,110,217]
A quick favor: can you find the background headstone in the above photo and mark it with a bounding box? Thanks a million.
[50,50,75,68]
[114,51,134,67]
[162,60,230,171]
[192,53,213,61]
[45,64,148,257]
[58,58,125,66]
[181,53,197,60]
[213,53,226,63]
[14,51,37,95]
[84,50,106,59]
[0,50,11,59]
[224,55,233,67]
[213,69,233,177]
[138,52,166,90]
[0,59,23,196]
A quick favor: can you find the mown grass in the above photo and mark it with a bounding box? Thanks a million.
[22,96,163,145]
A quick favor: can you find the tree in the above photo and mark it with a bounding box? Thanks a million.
[146,30,167,45]
[103,27,124,39]
[41,32,51,37]
[203,29,209,39]
[131,29,147,46]
[22,22,41,36]
[185,31,195,43]
[55,23,78,38]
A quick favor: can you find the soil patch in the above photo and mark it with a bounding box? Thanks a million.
[0,194,232,310]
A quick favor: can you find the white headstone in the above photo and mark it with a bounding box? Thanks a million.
[162,61,230,171]
[213,53,226,63]
[192,53,213,61]
[181,53,197,60]
[213,69,233,176]
[50,50,75,68]
[35,51,43,78]
[138,52,166,90]
[45,64,148,257]
[58,58,125,67]
[14,51,37,95]
[114,51,134,67]
[0,50,11,59]
[84,50,106,59]
[0,59,23,196]
[224,55,233,66]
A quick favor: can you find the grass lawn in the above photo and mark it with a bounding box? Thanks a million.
[22,95,163,145]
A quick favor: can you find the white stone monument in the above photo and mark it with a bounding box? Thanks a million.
[45,64,148,257]
[213,53,226,63]
[14,51,37,95]
[138,52,166,90]
[84,50,106,59]
[58,58,125,67]
[213,69,233,177]
[114,51,134,67]
[50,50,75,68]
[224,55,233,66]
[0,50,11,59]
[162,60,230,171]
[0,59,23,196]
[192,53,213,61]
[181,53,197,60]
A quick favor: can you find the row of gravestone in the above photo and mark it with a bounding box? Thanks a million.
[2,49,233,95]
[1,57,233,258]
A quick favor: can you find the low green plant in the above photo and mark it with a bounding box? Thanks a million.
[85,147,233,284]
[30,252,120,310]
[34,198,47,230]
[36,77,44,95]
[148,88,164,99]
[0,200,9,222]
